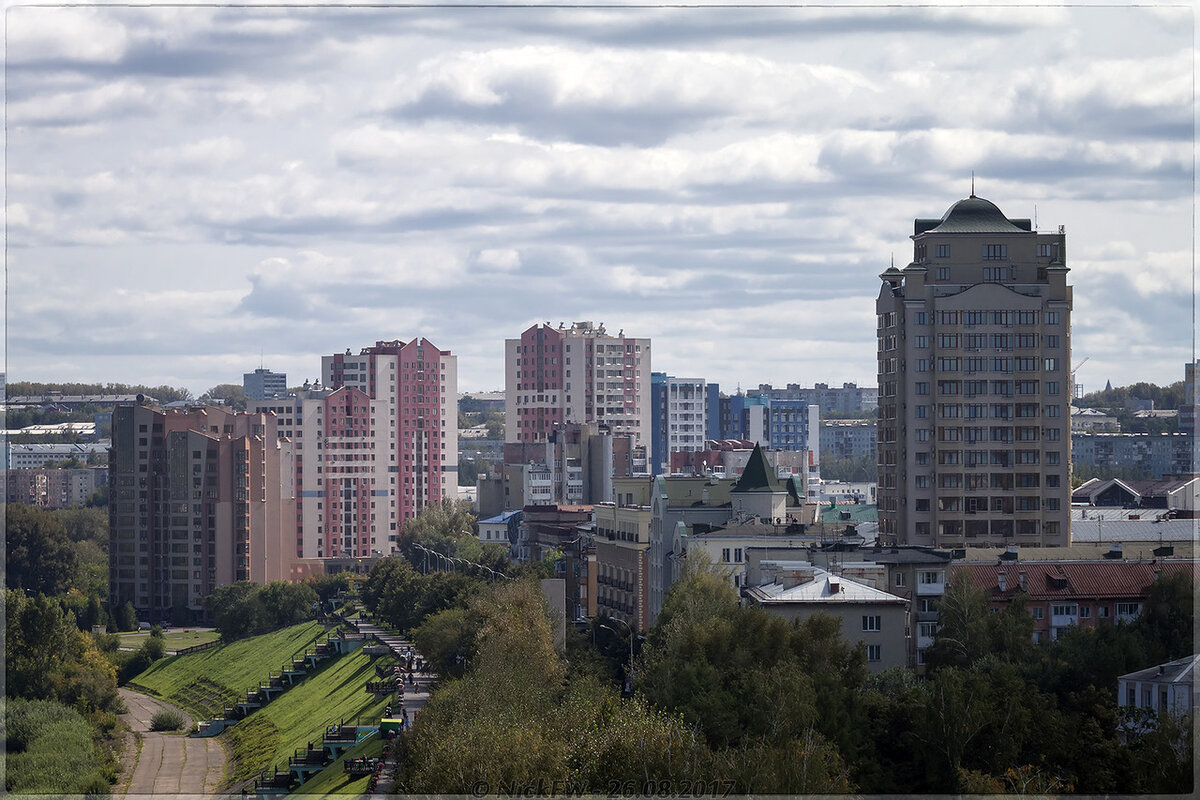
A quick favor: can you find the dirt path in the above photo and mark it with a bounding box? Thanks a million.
[116,687,227,796]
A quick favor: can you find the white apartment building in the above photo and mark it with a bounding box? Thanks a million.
[665,377,708,457]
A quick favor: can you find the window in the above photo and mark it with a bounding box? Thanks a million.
[1031,607,1044,620]
[1045,335,1059,348]
[915,405,928,418]
[918,571,942,585]
[936,267,950,280]
[915,335,929,348]
[894,572,906,587]
[915,382,929,396]
[917,622,938,639]
[866,644,881,662]
[982,244,1008,260]
[862,615,882,632]
[1037,243,1052,257]
[1051,604,1077,617]
[721,548,730,563]
[1116,602,1141,618]
[1080,605,1091,619]
[983,266,1008,282]
[937,244,950,258]
[1046,311,1060,324]
[915,312,927,325]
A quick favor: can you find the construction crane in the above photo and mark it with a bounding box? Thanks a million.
[1070,356,1089,401]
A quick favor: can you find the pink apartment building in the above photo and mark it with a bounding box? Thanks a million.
[251,338,457,559]
[505,321,651,447]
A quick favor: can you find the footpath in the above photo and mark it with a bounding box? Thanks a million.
[115,687,227,796]
[341,617,434,794]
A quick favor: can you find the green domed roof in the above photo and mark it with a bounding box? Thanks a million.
[918,196,1031,235]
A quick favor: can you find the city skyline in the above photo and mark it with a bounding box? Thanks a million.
[5,4,1193,397]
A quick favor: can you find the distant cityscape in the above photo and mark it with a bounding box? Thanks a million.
[3,193,1195,679]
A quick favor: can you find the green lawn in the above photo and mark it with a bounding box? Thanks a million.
[129,621,329,721]
[290,733,384,796]
[118,628,222,651]
[225,647,392,783]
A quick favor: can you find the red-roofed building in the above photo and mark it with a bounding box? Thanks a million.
[951,559,1194,642]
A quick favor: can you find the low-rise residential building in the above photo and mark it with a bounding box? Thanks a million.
[1071,406,1120,432]
[5,466,107,509]
[1118,654,1198,719]
[476,510,521,547]
[950,559,1193,643]
[1072,432,1193,479]
[8,442,109,469]
[806,545,952,670]
[820,418,877,462]
[744,562,907,672]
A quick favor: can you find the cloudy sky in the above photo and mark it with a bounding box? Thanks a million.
[5,2,1194,398]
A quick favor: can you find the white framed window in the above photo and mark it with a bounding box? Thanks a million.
[866,645,881,662]
[862,615,882,632]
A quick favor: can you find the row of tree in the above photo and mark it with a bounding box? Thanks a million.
[361,538,1194,795]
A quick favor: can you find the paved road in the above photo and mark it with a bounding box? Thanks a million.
[117,688,227,796]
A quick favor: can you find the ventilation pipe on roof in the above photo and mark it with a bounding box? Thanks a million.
[997,572,1007,592]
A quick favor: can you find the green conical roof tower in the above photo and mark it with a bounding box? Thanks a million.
[732,442,782,494]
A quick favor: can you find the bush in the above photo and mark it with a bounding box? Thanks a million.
[150,709,185,731]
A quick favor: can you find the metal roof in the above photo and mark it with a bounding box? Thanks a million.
[747,566,906,605]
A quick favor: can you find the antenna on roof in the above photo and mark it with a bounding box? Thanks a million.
[1034,204,1038,229]
[970,171,975,198]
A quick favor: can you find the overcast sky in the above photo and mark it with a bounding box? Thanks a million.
[5,2,1194,398]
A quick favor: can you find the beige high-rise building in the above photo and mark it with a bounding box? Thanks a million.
[876,194,1073,548]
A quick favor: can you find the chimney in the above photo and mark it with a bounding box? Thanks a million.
[1018,570,1027,591]
[997,572,1007,592]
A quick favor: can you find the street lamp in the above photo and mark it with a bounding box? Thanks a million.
[599,617,636,693]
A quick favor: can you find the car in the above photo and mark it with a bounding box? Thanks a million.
[138,622,152,631]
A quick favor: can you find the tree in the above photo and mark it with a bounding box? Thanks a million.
[116,600,139,632]
[5,504,79,595]
[1134,570,1194,661]
[199,383,247,410]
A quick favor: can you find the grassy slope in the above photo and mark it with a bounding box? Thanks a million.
[244,648,392,779]
[130,621,328,720]
[290,734,384,796]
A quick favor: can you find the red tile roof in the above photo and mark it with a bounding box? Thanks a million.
[952,560,1194,601]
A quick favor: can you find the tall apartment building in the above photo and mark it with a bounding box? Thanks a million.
[651,374,712,474]
[250,338,457,559]
[876,194,1073,548]
[505,321,651,447]
[244,367,288,400]
[108,403,296,624]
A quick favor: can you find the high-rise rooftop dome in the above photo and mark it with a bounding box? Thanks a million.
[916,195,1031,235]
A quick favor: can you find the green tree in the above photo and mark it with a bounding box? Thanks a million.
[199,383,247,410]
[1133,570,1194,661]
[116,600,139,632]
[5,504,80,595]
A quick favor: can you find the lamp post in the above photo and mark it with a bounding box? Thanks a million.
[600,617,636,693]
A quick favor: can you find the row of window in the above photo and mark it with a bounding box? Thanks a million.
[911,310,1060,326]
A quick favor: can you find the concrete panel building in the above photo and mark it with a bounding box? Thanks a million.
[249,337,458,559]
[506,321,651,448]
[108,402,296,624]
[876,194,1073,548]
